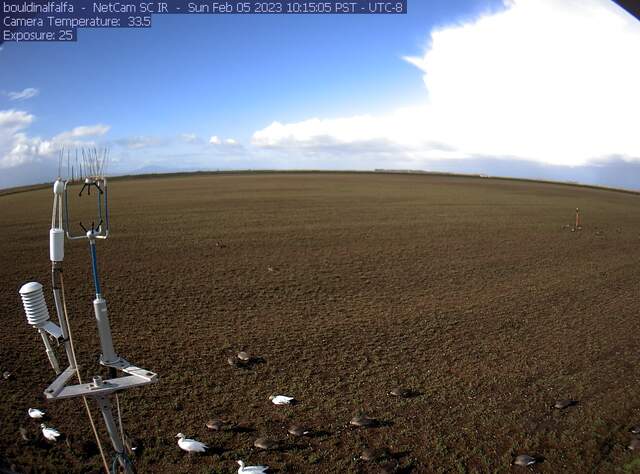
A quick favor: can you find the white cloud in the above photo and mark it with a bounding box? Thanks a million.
[224,138,237,145]
[252,0,640,167]
[0,109,34,128]
[54,124,110,141]
[209,135,221,145]
[7,88,39,101]
[0,110,111,169]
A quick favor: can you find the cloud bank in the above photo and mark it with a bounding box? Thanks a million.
[0,109,110,170]
[252,0,640,169]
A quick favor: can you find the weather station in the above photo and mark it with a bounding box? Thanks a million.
[18,148,157,474]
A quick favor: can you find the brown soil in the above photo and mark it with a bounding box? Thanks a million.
[1,172,640,473]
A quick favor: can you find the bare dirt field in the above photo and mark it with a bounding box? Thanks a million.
[1,172,640,473]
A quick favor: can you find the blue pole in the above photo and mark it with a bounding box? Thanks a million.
[89,241,101,296]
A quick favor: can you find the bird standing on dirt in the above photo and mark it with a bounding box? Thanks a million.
[287,424,310,437]
[512,454,537,466]
[206,419,224,431]
[269,395,295,405]
[28,408,45,419]
[40,424,61,442]
[237,460,269,473]
[350,415,377,428]
[176,433,208,453]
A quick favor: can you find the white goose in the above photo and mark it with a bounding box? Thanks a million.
[237,460,269,473]
[269,395,294,405]
[40,424,60,442]
[176,433,208,453]
[28,408,45,419]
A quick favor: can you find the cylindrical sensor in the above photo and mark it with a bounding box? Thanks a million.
[53,179,64,195]
[93,297,119,364]
[50,228,64,262]
[19,282,50,328]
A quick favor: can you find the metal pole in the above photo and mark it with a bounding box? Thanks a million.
[51,264,76,369]
[96,395,132,474]
[88,237,119,365]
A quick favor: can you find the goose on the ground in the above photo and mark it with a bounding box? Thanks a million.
[237,460,269,473]
[359,447,388,461]
[237,351,251,362]
[28,408,45,419]
[176,433,208,453]
[287,424,309,437]
[389,387,412,398]
[512,454,537,466]
[40,424,61,442]
[269,395,294,405]
[553,399,576,410]
[206,419,224,431]
[350,415,377,428]
[253,437,278,450]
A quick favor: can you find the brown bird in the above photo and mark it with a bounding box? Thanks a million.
[512,454,537,466]
[360,447,388,461]
[629,439,640,451]
[350,415,377,428]
[389,387,412,398]
[287,424,310,437]
[253,437,279,450]
[206,419,223,431]
[553,399,576,410]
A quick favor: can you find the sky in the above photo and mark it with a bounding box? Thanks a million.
[1,0,640,189]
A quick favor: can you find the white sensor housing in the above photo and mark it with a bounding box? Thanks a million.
[19,282,50,328]
[53,179,64,195]
[50,228,64,262]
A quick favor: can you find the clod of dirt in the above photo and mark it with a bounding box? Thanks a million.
[287,424,309,437]
[629,439,640,450]
[350,415,378,428]
[254,437,278,450]
[553,399,577,410]
[206,419,223,431]
[389,387,412,398]
[512,454,537,466]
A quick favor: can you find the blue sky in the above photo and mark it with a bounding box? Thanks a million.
[1,0,640,189]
